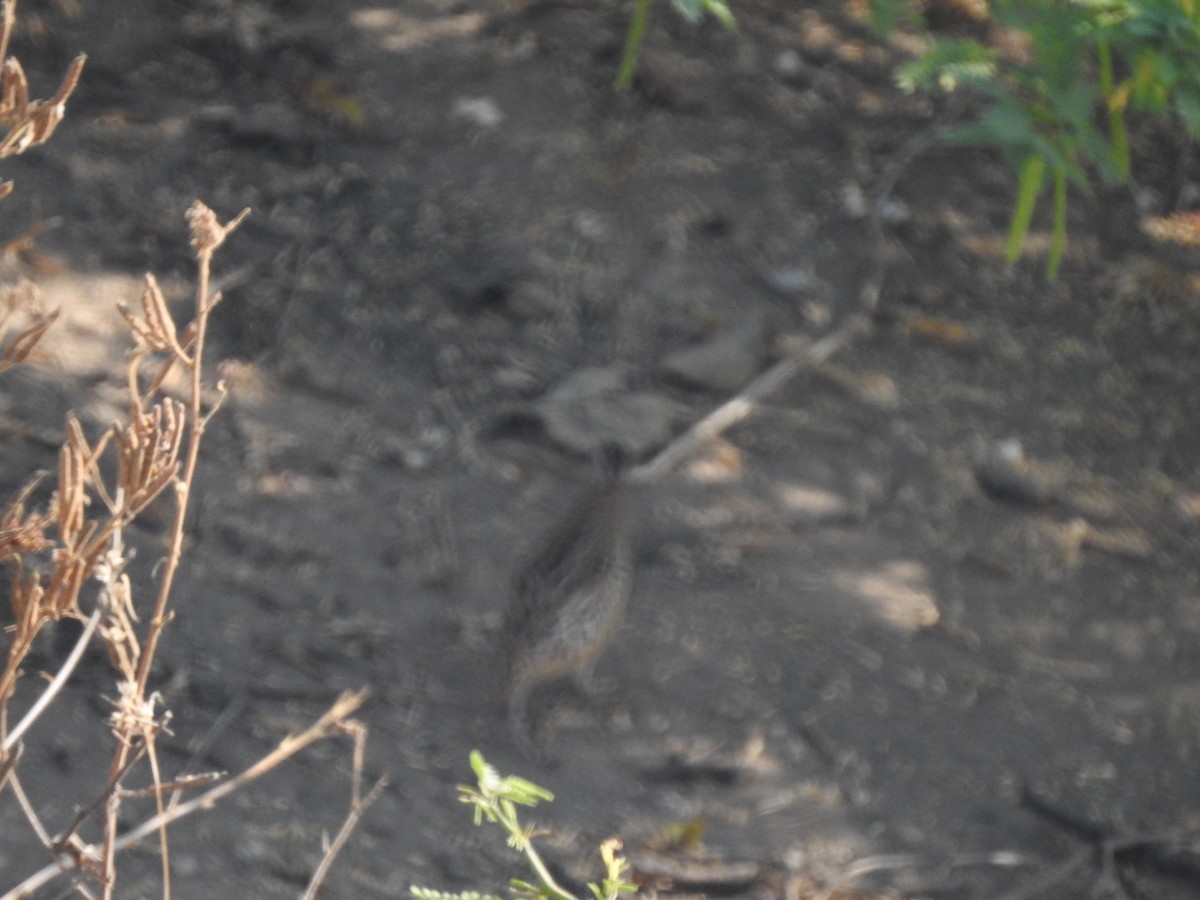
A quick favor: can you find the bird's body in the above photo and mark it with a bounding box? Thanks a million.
[503,448,632,741]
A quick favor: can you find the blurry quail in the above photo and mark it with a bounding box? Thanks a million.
[503,444,632,742]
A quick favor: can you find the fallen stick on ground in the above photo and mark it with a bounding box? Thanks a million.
[631,314,871,485]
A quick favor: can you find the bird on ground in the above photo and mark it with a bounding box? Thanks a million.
[502,444,633,745]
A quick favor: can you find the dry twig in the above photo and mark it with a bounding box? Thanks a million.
[302,775,389,900]
[631,316,870,484]
[301,712,385,898]
[3,691,370,899]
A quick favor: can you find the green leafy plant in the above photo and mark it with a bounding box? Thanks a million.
[876,0,1200,278]
[615,0,735,90]
[412,751,637,900]
[411,889,503,900]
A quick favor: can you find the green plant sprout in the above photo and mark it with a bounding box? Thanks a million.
[411,751,637,900]
[616,0,735,90]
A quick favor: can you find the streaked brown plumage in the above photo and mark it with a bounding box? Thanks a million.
[503,445,632,740]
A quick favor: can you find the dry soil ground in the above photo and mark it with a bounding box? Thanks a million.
[3,1,1200,898]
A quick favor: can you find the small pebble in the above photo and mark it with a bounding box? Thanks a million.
[452,96,503,128]
[765,266,820,296]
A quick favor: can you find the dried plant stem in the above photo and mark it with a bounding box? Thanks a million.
[100,789,117,899]
[0,186,375,894]
[8,769,51,846]
[115,690,367,850]
[146,736,170,900]
[300,775,389,900]
[101,257,206,900]
[130,250,211,701]
[0,742,19,793]
[0,1,14,68]
[818,850,1042,900]
[94,205,243,898]
[631,315,870,485]
[301,716,379,899]
[0,4,371,887]
[3,690,368,900]
[54,748,144,863]
[168,695,245,804]
[2,604,101,753]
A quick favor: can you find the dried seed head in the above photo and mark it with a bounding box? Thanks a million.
[0,57,29,126]
[7,566,44,635]
[186,201,250,255]
[46,546,88,616]
[0,281,58,372]
[56,432,86,547]
[0,53,84,158]
[0,475,52,561]
[119,273,181,357]
[116,399,184,513]
[108,681,170,744]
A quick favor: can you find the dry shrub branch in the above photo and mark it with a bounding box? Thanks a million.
[0,0,86,728]
[0,0,79,375]
[0,4,374,896]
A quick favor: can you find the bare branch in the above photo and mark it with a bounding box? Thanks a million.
[2,604,101,752]
[3,691,369,899]
[300,776,388,900]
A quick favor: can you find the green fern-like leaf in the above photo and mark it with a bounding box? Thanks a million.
[895,39,997,93]
[410,887,502,900]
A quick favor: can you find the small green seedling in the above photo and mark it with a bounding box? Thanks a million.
[412,751,637,900]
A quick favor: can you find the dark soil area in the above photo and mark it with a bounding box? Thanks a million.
[3,1,1200,897]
